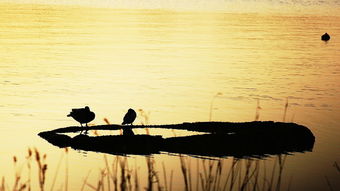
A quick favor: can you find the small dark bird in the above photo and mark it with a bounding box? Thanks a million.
[67,106,95,133]
[122,108,137,125]
[321,33,330,41]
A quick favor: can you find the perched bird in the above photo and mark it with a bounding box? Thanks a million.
[321,33,330,41]
[122,108,137,125]
[67,106,95,133]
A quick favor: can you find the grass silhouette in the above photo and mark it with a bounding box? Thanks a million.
[3,148,296,191]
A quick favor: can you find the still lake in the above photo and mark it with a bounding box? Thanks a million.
[0,2,339,191]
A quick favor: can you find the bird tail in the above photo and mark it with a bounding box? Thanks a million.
[67,114,72,117]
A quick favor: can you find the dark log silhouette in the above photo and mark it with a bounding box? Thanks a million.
[38,121,315,158]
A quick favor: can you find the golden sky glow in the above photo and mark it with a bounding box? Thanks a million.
[2,0,340,14]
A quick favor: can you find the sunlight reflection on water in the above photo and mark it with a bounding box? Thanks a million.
[0,3,339,191]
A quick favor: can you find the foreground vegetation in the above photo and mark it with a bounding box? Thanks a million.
[2,147,303,191]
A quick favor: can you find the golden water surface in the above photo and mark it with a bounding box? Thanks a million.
[0,2,340,191]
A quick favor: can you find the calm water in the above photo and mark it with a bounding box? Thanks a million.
[0,1,340,191]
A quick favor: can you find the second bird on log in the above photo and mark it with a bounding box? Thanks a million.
[122,108,136,136]
[122,108,137,125]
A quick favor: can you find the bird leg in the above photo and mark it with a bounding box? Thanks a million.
[79,123,83,134]
[84,123,89,135]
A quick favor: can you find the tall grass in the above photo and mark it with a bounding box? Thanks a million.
[178,155,288,191]
[6,148,48,191]
[4,148,292,191]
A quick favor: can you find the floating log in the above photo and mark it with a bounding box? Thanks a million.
[38,121,315,158]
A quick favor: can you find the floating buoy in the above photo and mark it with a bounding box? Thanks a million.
[321,33,330,41]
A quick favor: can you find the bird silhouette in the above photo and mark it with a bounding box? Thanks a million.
[67,106,95,134]
[122,108,137,125]
[321,33,330,41]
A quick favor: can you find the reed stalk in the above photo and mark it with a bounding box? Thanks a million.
[209,92,223,121]
[103,155,111,191]
[325,176,334,191]
[162,162,168,191]
[180,156,190,191]
[334,162,340,173]
[283,98,289,122]
[49,150,64,191]
[255,99,262,121]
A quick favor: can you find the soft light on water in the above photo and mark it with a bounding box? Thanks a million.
[0,1,339,191]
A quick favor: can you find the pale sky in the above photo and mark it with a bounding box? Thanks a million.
[1,0,339,14]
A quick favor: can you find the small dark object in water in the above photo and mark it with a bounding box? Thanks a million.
[67,106,95,131]
[122,108,136,125]
[321,33,330,41]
